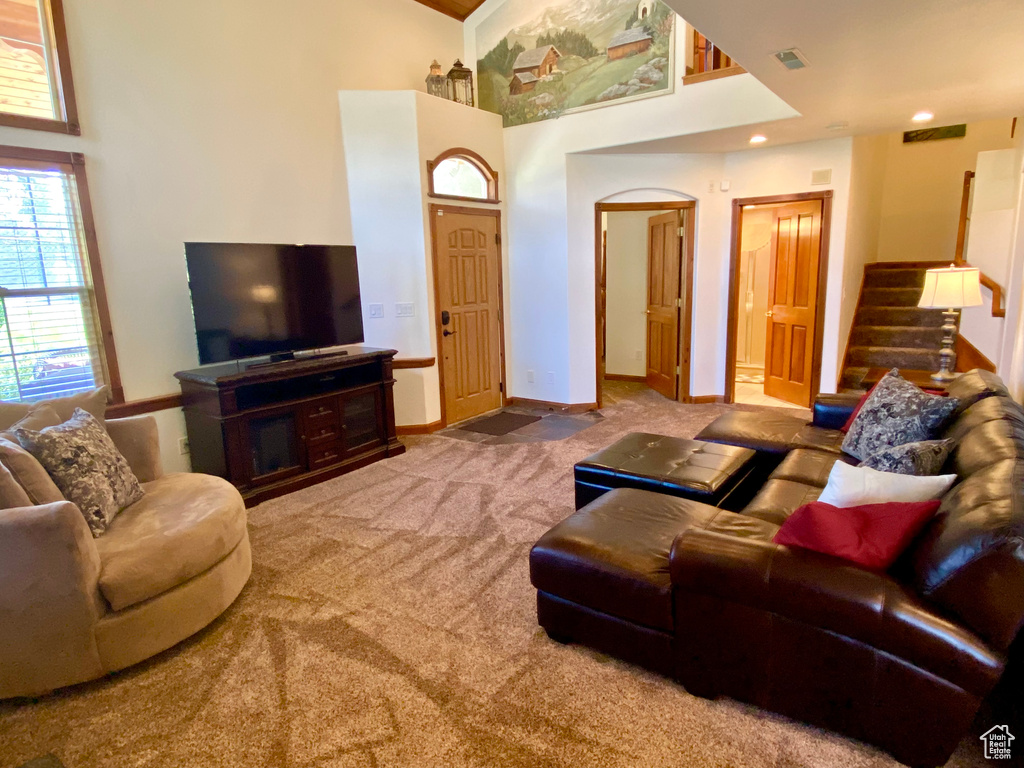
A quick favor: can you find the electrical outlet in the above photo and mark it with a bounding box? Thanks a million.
[546,371,555,384]
[634,350,643,361]
[368,303,384,318]
[178,437,190,455]
[527,369,535,384]
[395,302,415,317]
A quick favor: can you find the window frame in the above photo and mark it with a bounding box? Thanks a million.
[0,0,80,135]
[0,144,122,402]
[426,148,500,204]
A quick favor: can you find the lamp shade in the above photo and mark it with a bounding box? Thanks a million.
[918,266,983,309]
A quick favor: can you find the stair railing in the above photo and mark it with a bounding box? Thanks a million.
[954,169,1005,318]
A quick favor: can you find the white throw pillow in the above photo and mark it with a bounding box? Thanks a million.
[817,461,956,508]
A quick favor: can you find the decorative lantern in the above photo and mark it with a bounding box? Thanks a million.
[425,60,449,100]
[446,59,474,107]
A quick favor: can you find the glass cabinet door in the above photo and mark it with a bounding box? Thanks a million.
[244,410,303,484]
[342,390,383,455]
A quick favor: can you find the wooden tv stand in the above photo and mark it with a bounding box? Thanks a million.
[175,346,405,506]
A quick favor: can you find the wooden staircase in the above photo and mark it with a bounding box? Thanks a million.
[839,263,946,392]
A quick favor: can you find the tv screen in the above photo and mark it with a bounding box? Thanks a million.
[184,243,364,365]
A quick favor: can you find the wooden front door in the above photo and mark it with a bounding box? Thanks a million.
[645,211,680,399]
[433,207,504,424]
[764,201,822,407]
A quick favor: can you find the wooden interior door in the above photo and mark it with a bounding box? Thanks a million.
[764,201,822,407]
[645,211,680,399]
[433,207,503,424]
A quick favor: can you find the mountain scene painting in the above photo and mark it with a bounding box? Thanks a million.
[476,0,675,127]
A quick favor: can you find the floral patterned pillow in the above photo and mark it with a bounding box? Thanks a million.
[15,408,143,537]
[860,438,955,476]
[841,370,959,461]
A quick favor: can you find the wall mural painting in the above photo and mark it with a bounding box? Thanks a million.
[476,0,675,127]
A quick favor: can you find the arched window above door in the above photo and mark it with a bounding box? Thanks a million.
[427,148,499,204]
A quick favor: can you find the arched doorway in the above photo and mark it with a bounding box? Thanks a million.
[594,198,695,408]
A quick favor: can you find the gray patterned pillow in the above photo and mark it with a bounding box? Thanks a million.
[841,370,959,461]
[15,408,143,537]
[860,438,955,476]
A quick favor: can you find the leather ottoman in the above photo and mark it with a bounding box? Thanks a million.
[530,487,778,677]
[574,432,756,510]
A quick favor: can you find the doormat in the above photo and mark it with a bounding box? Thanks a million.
[18,757,65,768]
[460,411,541,436]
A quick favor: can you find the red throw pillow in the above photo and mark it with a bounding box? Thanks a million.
[772,499,941,570]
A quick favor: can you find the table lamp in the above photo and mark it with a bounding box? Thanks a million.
[917,265,983,382]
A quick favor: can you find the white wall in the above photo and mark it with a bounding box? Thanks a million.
[563,138,854,398]
[465,5,798,404]
[959,148,1019,364]
[339,91,505,426]
[0,0,464,467]
[838,133,889,380]
[604,211,651,377]
[875,119,1016,263]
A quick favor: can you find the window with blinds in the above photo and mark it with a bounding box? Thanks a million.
[0,159,107,401]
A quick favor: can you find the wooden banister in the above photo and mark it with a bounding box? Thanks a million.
[953,169,1005,318]
[954,170,974,264]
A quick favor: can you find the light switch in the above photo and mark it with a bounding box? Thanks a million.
[395,302,415,317]
[368,303,384,318]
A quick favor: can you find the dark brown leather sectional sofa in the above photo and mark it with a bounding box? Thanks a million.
[530,370,1024,767]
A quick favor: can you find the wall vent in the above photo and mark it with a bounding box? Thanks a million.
[810,169,832,185]
[773,48,808,70]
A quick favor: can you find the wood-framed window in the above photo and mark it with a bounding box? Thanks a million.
[0,0,80,135]
[427,148,500,204]
[0,145,122,402]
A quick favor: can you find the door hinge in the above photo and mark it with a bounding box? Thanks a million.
[676,366,682,375]
[495,233,501,245]
[498,309,503,323]
[678,226,685,237]
[675,297,683,308]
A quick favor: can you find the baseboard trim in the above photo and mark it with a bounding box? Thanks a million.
[604,374,647,383]
[507,397,599,414]
[689,395,726,404]
[396,419,445,436]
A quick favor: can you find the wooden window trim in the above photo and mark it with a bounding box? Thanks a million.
[426,147,500,204]
[0,144,123,402]
[0,0,81,136]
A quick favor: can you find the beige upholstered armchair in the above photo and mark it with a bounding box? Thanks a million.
[0,414,251,699]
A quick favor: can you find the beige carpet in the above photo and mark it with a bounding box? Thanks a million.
[0,383,992,767]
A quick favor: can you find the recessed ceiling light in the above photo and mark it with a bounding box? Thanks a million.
[912,111,934,123]
[750,135,767,144]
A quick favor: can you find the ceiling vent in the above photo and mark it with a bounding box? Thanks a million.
[773,48,808,70]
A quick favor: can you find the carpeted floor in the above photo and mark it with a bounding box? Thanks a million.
[0,382,993,767]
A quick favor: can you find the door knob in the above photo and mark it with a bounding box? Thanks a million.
[765,311,774,317]
[443,329,456,337]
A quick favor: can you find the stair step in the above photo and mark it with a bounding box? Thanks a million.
[855,306,946,327]
[861,287,924,307]
[863,268,928,289]
[847,346,941,369]
[850,325,945,348]
[839,366,869,392]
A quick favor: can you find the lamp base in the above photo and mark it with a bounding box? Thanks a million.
[931,308,960,384]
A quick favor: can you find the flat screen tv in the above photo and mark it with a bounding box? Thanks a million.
[184,243,364,365]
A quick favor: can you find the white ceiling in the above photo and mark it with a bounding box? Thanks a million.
[595,0,1024,154]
